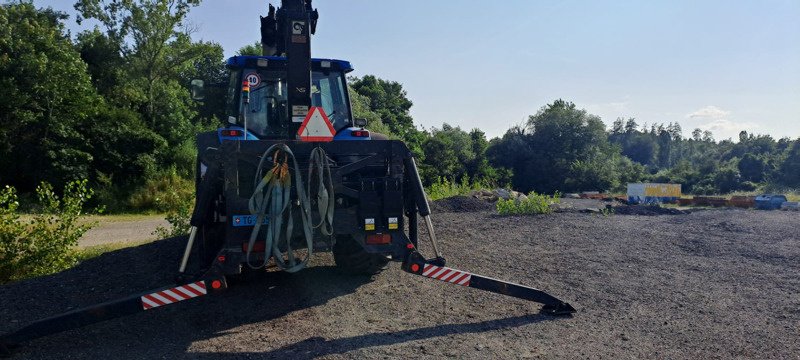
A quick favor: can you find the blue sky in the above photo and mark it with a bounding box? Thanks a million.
[35,0,800,140]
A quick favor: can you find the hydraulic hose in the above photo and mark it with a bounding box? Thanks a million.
[307,147,334,236]
[246,144,312,272]
[246,144,334,273]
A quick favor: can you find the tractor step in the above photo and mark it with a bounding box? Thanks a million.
[402,252,576,315]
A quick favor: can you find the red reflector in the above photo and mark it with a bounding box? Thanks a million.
[406,243,414,249]
[351,130,370,137]
[410,264,420,272]
[211,280,222,289]
[221,129,243,137]
[217,255,226,263]
[366,234,391,245]
[242,241,266,252]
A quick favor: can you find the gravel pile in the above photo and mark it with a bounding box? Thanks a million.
[430,196,495,213]
[613,205,688,216]
[1,209,798,359]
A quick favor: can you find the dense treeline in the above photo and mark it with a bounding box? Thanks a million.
[485,100,799,194]
[0,2,797,213]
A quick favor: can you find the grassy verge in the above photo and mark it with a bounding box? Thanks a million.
[74,240,153,263]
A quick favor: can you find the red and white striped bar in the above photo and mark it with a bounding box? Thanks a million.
[421,264,472,287]
[140,281,207,310]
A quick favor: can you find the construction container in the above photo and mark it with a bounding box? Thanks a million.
[693,196,727,207]
[677,198,694,206]
[754,194,788,210]
[627,183,681,205]
[729,196,756,208]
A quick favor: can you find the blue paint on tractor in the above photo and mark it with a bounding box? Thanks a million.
[226,55,353,73]
[333,127,372,141]
[217,127,259,142]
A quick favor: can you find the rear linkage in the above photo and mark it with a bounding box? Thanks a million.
[401,157,576,316]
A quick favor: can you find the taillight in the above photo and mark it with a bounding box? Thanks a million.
[221,129,243,137]
[351,130,370,137]
[242,241,266,252]
[211,280,223,289]
[366,234,391,245]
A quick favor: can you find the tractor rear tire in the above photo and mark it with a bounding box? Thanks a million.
[333,235,389,275]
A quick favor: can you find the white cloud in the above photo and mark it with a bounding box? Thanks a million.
[698,119,760,140]
[687,105,730,119]
[685,105,760,140]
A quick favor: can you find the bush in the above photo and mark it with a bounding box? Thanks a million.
[0,180,97,283]
[426,177,484,201]
[496,192,561,215]
[129,169,195,239]
[152,199,192,239]
[128,168,194,212]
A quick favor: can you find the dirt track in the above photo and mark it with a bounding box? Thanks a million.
[1,206,798,359]
[78,215,167,248]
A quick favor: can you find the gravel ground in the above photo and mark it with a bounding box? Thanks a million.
[1,207,798,359]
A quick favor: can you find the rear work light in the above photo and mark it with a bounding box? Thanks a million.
[366,234,391,245]
[351,130,370,138]
[221,129,243,137]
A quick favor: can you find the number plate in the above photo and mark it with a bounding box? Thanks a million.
[232,215,269,227]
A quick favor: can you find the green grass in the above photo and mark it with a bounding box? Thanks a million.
[84,213,165,222]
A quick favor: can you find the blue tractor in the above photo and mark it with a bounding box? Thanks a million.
[0,0,574,352]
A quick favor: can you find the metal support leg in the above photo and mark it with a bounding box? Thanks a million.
[423,215,442,259]
[0,277,227,352]
[178,226,198,273]
[402,251,576,316]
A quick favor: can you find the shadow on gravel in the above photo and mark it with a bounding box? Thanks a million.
[0,236,376,358]
[191,314,557,359]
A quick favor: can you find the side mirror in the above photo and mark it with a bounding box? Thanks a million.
[354,118,368,128]
[190,79,205,101]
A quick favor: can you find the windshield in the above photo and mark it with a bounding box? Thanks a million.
[236,69,351,138]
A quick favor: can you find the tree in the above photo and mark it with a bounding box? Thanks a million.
[74,0,203,125]
[349,75,415,137]
[624,118,638,133]
[75,0,225,185]
[76,29,125,98]
[349,75,426,158]
[692,128,703,141]
[0,3,100,191]
[489,100,619,193]
[738,153,767,182]
[622,135,657,166]
[778,140,800,187]
[611,118,624,134]
[236,41,262,56]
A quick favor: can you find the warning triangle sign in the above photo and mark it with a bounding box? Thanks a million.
[297,107,335,142]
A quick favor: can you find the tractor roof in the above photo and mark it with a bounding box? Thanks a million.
[226,55,353,73]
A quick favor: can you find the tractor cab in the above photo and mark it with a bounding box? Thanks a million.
[212,55,366,141]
